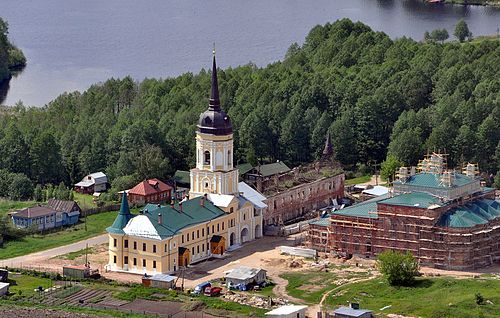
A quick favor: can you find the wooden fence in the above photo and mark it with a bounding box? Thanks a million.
[81,204,121,217]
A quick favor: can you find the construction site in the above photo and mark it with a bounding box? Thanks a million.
[308,153,500,270]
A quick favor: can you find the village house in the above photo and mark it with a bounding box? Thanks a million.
[74,172,108,194]
[107,53,264,274]
[308,153,500,270]
[127,178,173,205]
[11,199,81,231]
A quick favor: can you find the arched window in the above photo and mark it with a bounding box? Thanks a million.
[228,150,232,166]
[204,151,210,165]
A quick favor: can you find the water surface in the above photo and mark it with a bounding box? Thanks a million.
[1,0,499,106]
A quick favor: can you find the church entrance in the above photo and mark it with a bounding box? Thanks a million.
[230,232,236,246]
[255,224,261,238]
[178,247,190,267]
[241,227,249,243]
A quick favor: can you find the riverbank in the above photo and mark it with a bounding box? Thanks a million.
[444,0,500,6]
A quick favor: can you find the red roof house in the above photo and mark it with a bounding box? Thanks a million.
[128,179,173,205]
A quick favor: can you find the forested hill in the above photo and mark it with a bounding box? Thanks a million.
[0,19,499,192]
[0,18,27,83]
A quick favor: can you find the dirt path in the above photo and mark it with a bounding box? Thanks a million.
[306,276,378,317]
[0,234,108,268]
[270,274,306,304]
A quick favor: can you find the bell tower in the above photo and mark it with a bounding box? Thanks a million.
[189,51,239,197]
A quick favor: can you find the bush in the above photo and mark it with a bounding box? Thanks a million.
[377,250,419,286]
[475,292,484,305]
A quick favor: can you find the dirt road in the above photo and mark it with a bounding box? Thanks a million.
[0,234,108,268]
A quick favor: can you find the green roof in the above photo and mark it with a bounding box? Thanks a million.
[332,195,388,219]
[141,196,226,238]
[437,199,500,228]
[237,163,253,176]
[173,170,190,185]
[107,192,135,234]
[309,218,330,227]
[393,173,475,189]
[257,162,291,177]
[379,192,443,209]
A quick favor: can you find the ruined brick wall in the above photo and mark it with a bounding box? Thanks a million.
[264,174,344,226]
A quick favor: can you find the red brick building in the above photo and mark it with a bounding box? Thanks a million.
[308,156,500,270]
[127,179,172,205]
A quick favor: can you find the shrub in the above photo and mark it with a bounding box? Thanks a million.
[377,250,419,286]
[475,292,484,305]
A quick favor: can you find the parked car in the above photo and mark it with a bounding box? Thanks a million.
[204,286,222,297]
[192,282,211,295]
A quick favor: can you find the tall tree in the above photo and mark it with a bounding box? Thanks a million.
[454,19,472,43]
[30,132,62,185]
[0,122,30,175]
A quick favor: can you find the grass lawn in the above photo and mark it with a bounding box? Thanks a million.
[345,175,371,186]
[72,191,97,210]
[0,199,35,217]
[0,210,124,259]
[324,277,500,318]
[7,273,53,297]
[199,295,267,317]
[281,269,370,304]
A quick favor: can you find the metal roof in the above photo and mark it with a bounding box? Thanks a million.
[437,199,500,228]
[333,306,372,317]
[121,196,226,239]
[237,163,253,176]
[265,305,308,315]
[332,195,388,219]
[379,192,442,209]
[13,206,55,218]
[151,274,176,282]
[107,192,135,234]
[256,162,291,177]
[309,218,330,227]
[226,266,265,280]
[362,185,389,196]
[393,172,475,189]
[238,181,268,209]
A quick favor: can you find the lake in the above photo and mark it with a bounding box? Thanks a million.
[1,0,499,106]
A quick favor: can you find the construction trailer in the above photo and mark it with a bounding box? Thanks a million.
[265,305,308,318]
[142,274,176,289]
[63,265,99,279]
[332,306,372,318]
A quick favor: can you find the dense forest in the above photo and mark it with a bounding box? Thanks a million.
[0,19,499,199]
[0,18,26,83]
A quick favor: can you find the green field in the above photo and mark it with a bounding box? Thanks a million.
[72,192,97,210]
[7,273,53,297]
[0,211,121,259]
[345,175,371,186]
[324,277,500,318]
[0,199,35,217]
[281,269,370,304]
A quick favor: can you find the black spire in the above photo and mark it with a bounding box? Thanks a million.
[209,51,221,111]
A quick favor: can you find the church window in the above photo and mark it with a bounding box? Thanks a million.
[113,255,116,264]
[222,222,224,230]
[230,207,234,213]
[143,243,146,251]
[197,230,200,238]
[202,228,204,237]
[153,261,157,269]
[133,258,137,266]
[204,151,210,165]
[197,245,200,254]
[217,223,220,232]
[134,241,137,249]
[124,240,128,248]
[153,245,156,253]
[228,150,232,166]
[192,247,194,255]
[113,239,117,247]
[124,256,128,265]
[192,232,194,240]
[143,259,146,267]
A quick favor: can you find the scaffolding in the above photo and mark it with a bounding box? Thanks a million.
[463,163,479,178]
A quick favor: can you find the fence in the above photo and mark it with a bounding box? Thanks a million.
[82,204,120,217]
